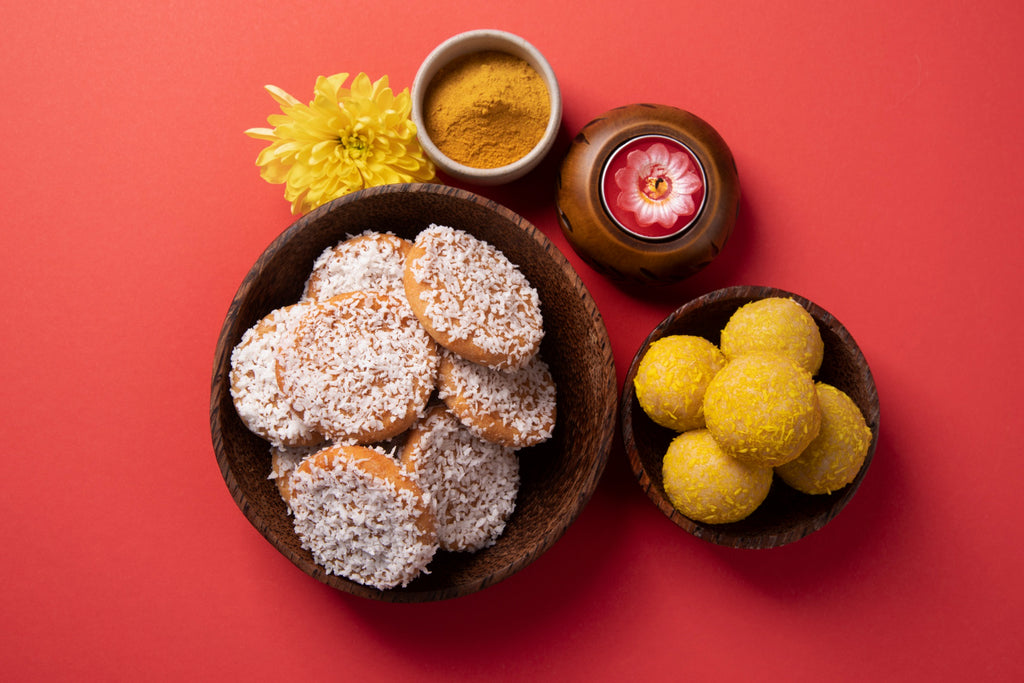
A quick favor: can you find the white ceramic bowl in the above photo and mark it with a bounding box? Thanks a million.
[411,29,562,185]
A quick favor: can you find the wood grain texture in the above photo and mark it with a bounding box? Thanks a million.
[210,183,616,601]
[620,286,879,549]
[556,104,740,284]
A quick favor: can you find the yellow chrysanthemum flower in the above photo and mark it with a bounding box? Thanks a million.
[246,72,436,214]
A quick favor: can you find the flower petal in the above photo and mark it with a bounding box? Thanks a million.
[674,170,703,195]
[246,71,435,214]
[645,143,672,166]
[264,84,301,108]
[668,192,696,217]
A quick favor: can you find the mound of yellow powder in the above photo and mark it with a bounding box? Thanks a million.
[775,383,873,494]
[422,51,550,169]
[720,297,824,374]
[662,429,773,524]
[634,335,726,432]
[703,353,821,467]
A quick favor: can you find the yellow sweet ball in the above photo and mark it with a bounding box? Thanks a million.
[662,429,773,524]
[776,383,873,494]
[720,297,824,375]
[703,353,821,467]
[634,335,726,432]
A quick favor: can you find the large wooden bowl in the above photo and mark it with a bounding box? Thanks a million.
[621,286,879,548]
[210,183,617,601]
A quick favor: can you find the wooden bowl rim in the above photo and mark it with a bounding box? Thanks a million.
[620,285,880,549]
[210,183,617,600]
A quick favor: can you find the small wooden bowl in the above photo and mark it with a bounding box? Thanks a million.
[210,183,617,600]
[621,286,879,548]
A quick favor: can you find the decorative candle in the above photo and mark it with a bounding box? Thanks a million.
[556,104,740,284]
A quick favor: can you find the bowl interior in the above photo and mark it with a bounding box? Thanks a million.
[211,183,616,600]
[621,285,879,548]
[411,29,562,184]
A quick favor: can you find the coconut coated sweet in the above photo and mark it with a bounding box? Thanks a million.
[720,297,824,375]
[634,335,726,432]
[662,429,773,524]
[775,383,872,494]
[403,224,544,371]
[703,353,821,467]
[289,445,438,590]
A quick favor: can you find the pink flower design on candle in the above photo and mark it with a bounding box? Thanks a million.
[614,142,703,229]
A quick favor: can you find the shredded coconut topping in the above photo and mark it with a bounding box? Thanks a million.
[269,443,324,504]
[277,292,439,442]
[230,226,557,585]
[438,350,556,449]
[402,406,519,552]
[290,446,438,589]
[302,231,411,302]
[407,225,543,370]
[230,304,323,448]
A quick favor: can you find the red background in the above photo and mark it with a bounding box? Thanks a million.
[3,1,1022,681]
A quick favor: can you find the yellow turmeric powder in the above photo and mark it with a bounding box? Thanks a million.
[423,51,550,169]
